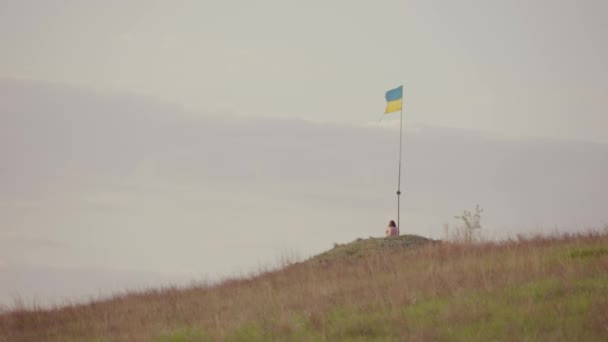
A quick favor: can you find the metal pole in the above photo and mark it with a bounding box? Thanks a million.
[397,96,403,235]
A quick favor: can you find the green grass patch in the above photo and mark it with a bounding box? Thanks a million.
[569,246,607,259]
[154,327,212,342]
[226,322,267,342]
[324,307,392,341]
[402,274,608,341]
[241,308,399,341]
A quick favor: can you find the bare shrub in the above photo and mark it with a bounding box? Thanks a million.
[453,204,484,243]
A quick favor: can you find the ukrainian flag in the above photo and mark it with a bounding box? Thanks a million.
[385,86,403,114]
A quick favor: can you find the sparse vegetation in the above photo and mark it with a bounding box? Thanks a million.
[1,231,607,341]
[452,204,484,243]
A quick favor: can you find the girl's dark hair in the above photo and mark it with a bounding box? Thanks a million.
[389,220,396,227]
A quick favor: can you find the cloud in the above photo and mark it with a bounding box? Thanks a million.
[2,78,607,227]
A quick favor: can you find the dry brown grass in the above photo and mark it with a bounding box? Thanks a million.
[1,232,607,341]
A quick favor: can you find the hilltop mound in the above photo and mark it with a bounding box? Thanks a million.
[312,234,438,262]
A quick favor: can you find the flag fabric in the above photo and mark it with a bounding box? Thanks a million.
[385,85,403,114]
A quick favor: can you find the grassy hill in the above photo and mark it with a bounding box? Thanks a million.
[1,232,607,341]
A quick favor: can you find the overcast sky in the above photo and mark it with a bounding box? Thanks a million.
[1,1,607,307]
[2,0,607,141]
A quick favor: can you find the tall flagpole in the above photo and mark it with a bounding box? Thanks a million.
[397,90,404,235]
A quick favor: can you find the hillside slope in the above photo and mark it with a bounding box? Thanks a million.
[1,233,607,341]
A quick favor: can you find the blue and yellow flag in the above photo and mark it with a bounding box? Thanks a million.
[385,86,403,114]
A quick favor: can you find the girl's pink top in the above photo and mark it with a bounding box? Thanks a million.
[386,226,398,237]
